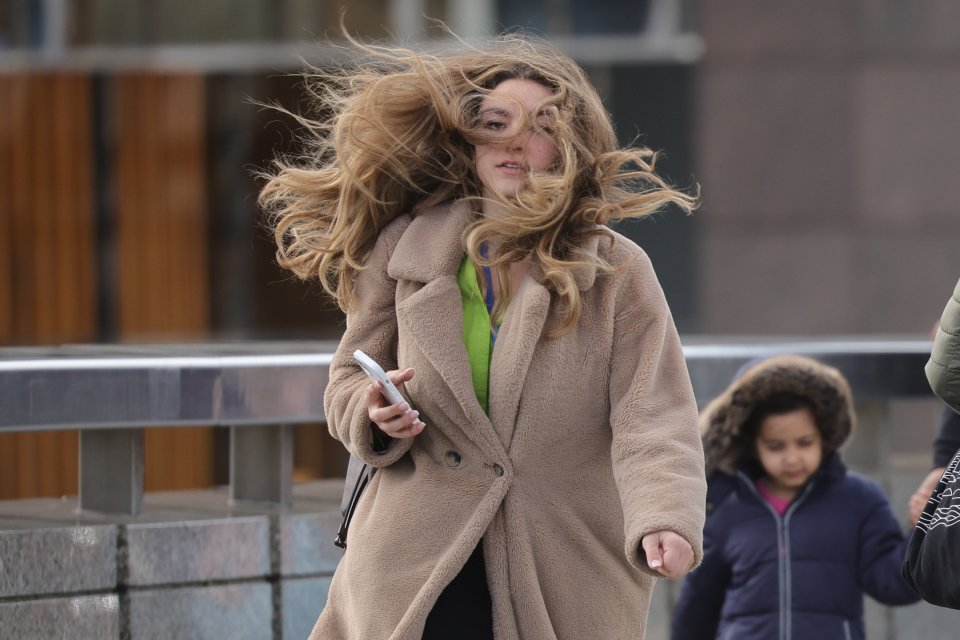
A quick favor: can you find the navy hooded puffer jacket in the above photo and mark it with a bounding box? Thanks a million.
[672,456,916,640]
[671,355,918,640]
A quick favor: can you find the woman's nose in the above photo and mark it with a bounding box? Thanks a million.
[507,128,532,149]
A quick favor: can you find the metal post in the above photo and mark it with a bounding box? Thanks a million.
[449,0,494,38]
[40,0,68,58]
[79,428,144,514]
[229,424,293,506]
[389,0,425,42]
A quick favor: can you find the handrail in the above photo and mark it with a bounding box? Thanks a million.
[0,337,935,514]
[0,342,339,431]
[0,337,933,431]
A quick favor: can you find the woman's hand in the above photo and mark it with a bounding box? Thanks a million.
[641,530,695,579]
[366,368,425,439]
[909,467,945,526]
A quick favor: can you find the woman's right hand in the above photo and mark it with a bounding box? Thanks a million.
[366,368,425,439]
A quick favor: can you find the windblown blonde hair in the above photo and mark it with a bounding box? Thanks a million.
[260,32,697,335]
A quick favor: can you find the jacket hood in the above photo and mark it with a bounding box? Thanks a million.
[700,354,855,475]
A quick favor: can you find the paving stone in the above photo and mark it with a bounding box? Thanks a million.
[0,523,116,598]
[0,594,119,640]
[281,576,332,640]
[128,582,272,640]
[124,517,270,586]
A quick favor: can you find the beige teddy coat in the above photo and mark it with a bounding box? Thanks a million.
[310,200,706,640]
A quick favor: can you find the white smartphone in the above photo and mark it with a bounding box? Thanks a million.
[352,349,409,407]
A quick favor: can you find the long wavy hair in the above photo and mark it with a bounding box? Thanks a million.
[259,32,698,334]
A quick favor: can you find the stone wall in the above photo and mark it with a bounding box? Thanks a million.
[695,0,960,335]
[0,482,341,639]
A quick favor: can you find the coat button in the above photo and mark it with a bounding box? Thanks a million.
[445,451,462,467]
[493,464,504,477]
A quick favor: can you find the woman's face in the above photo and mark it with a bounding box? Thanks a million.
[473,78,559,200]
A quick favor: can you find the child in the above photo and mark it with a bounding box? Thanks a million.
[671,354,918,640]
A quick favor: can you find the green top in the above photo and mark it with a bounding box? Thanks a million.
[457,254,494,413]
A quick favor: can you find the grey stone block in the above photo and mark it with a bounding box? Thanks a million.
[857,1,960,55]
[0,594,120,640]
[128,581,272,640]
[124,516,270,586]
[700,0,855,58]
[857,68,960,228]
[698,66,855,227]
[0,523,116,598]
[646,577,679,640]
[277,509,342,576]
[281,576,332,640]
[891,598,960,636]
[699,231,859,334]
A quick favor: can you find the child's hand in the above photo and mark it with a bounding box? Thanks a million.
[908,467,945,526]
[641,530,695,579]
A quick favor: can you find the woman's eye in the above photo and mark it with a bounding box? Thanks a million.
[483,119,506,131]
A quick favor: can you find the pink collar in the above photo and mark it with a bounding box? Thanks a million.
[756,478,791,515]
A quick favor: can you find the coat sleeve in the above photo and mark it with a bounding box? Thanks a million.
[927,276,960,413]
[856,487,920,605]
[322,216,415,468]
[932,405,960,469]
[607,248,707,576]
[670,492,731,640]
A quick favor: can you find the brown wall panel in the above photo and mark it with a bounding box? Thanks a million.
[0,76,14,342]
[0,73,95,499]
[115,74,214,491]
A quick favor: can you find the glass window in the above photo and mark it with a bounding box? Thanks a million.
[496,0,654,36]
[0,1,44,48]
[66,0,392,47]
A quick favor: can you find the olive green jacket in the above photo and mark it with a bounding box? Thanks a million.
[927,276,960,413]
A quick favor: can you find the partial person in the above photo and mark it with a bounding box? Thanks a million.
[260,32,706,640]
[907,405,960,527]
[903,276,960,608]
[672,355,918,640]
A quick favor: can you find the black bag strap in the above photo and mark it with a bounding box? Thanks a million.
[335,456,377,549]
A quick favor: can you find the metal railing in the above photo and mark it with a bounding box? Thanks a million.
[0,337,934,514]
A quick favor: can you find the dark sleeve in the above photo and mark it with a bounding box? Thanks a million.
[856,489,920,605]
[932,405,960,469]
[670,496,731,640]
[902,449,960,609]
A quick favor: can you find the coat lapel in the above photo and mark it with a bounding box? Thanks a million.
[390,202,604,455]
[389,201,506,458]
[488,274,551,449]
[488,233,601,450]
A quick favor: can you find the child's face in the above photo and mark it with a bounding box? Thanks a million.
[755,408,823,498]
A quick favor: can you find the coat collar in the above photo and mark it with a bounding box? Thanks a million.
[387,198,602,291]
[730,454,847,506]
[388,200,476,284]
[386,199,602,452]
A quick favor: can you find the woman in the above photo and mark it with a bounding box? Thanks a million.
[260,33,706,640]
